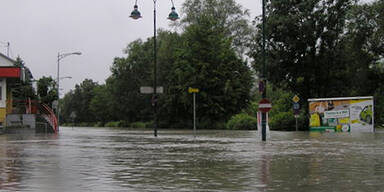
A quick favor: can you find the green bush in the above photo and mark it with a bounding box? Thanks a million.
[144,121,154,128]
[269,111,296,131]
[94,122,104,127]
[105,121,123,127]
[130,122,146,128]
[226,113,258,130]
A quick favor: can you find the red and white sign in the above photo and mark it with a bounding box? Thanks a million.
[259,98,272,113]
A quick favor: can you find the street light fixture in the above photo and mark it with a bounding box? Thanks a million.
[57,52,81,131]
[60,76,72,80]
[130,0,142,19]
[167,6,179,21]
[130,0,179,137]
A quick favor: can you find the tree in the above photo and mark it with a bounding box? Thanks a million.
[106,39,153,123]
[163,14,253,128]
[343,0,384,125]
[12,57,36,101]
[60,1,253,128]
[60,90,75,124]
[89,84,113,124]
[37,76,57,106]
[181,0,253,56]
[248,0,355,111]
[342,0,384,96]
[60,79,99,124]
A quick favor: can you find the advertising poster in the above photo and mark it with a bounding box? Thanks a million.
[308,97,374,132]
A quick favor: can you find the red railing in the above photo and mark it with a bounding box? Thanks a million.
[8,99,58,134]
[40,103,58,134]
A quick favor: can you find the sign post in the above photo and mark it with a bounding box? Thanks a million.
[188,87,199,136]
[292,95,300,131]
[259,98,272,141]
[140,86,163,136]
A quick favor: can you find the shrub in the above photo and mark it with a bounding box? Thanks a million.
[269,111,296,131]
[105,121,123,127]
[77,122,93,127]
[144,121,154,128]
[94,122,104,127]
[226,113,258,130]
[130,122,146,128]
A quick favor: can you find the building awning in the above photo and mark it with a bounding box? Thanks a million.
[0,67,21,78]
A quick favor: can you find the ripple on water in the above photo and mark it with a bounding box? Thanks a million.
[1,128,384,191]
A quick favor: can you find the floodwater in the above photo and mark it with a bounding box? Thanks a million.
[1,127,384,191]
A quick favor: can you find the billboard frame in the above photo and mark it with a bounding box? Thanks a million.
[308,96,374,132]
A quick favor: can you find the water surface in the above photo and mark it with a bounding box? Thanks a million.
[1,127,384,191]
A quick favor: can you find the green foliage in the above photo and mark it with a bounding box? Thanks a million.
[8,57,37,113]
[59,0,252,129]
[265,84,306,130]
[13,57,36,99]
[249,0,356,102]
[269,112,295,131]
[106,38,155,123]
[59,0,384,130]
[248,0,384,129]
[162,14,253,128]
[104,121,123,128]
[94,122,104,127]
[89,85,113,124]
[37,76,57,105]
[226,113,257,130]
[60,79,99,124]
[130,122,146,129]
[341,1,384,96]
[182,0,253,56]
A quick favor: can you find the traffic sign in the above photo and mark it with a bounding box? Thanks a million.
[140,86,164,94]
[259,98,272,113]
[292,95,300,103]
[188,87,199,93]
[293,103,300,110]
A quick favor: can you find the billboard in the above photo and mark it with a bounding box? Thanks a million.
[308,96,374,132]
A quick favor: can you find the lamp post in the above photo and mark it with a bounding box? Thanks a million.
[261,0,267,141]
[57,52,81,130]
[130,0,179,137]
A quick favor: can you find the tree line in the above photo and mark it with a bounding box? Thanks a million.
[45,0,383,129]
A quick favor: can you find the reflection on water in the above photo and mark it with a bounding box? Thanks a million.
[1,128,384,191]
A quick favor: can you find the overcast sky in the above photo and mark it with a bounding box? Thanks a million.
[1,0,373,96]
[0,0,260,96]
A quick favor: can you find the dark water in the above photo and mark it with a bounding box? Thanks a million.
[1,127,384,191]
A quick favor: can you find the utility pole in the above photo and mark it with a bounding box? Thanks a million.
[6,42,10,57]
[261,0,267,141]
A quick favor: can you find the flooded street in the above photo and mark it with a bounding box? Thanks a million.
[1,127,384,191]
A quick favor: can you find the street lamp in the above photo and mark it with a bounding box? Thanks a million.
[57,52,81,130]
[261,0,267,141]
[130,0,179,137]
[60,76,72,80]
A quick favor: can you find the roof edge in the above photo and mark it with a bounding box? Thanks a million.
[0,52,16,64]
[308,96,374,102]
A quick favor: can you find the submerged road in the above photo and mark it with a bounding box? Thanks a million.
[1,127,384,191]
